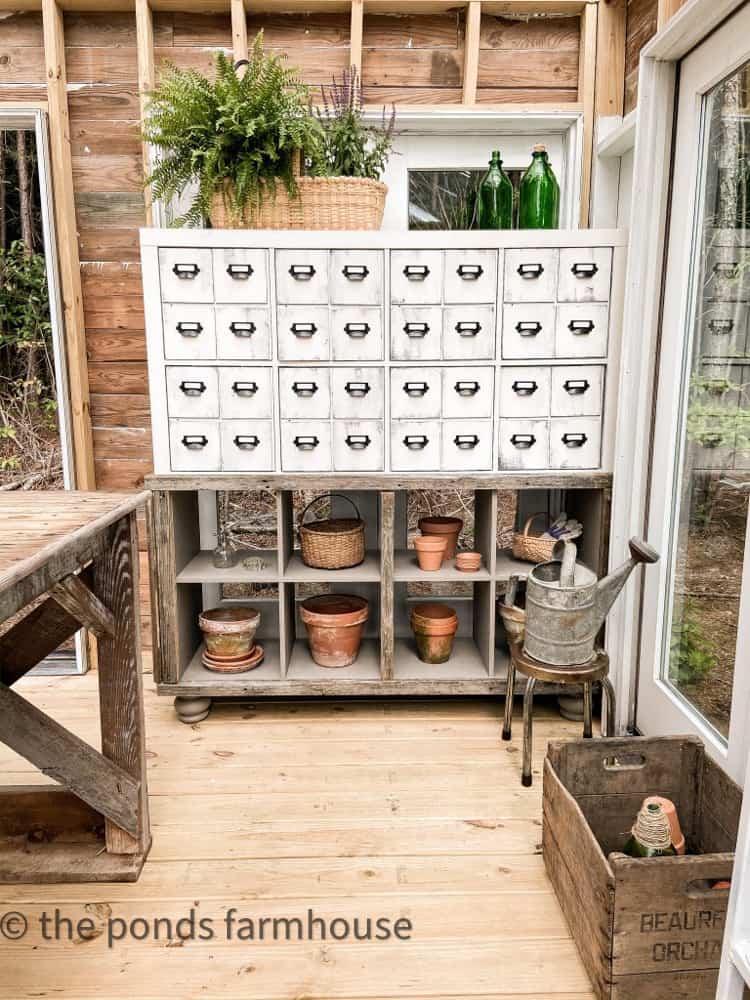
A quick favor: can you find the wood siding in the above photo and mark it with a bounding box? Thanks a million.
[624,0,658,112]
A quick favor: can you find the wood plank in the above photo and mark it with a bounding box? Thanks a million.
[81,261,143,297]
[350,0,364,76]
[0,785,101,838]
[68,85,141,120]
[94,458,152,490]
[363,11,460,48]
[230,0,247,63]
[363,46,463,87]
[480,13,581,49]
[50,572,115,638]
[135,0,155,225]
[70,122,141,156]
[578,1,597,225]
[87,361,148,393]
[90,393,151,428]
[0,11,42,45]
[462,0,481,103]
[0,46,45,81]
[66,45,137,83]
[71,152,143,191]
[86,329,146,361]
[477,48,579,88]
[78,225,140,261]
[0,594,81,686]
[596,0,626,116]
[92,426,152,460]
[380,490,394,680]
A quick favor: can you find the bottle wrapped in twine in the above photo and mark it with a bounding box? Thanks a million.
[632,801,673,853]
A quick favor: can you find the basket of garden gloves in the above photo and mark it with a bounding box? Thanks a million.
[512,512,582,564]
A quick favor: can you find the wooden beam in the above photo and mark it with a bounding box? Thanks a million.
[41,0,95,490]
[135,0,155,226]
[350,0,364,77]
[462,1,481,105]
[50,572,115,639]
[595,0,626,117]
[231,0,248,64]
[657,0,683,28]
[578,1,598,227]
[0,594,81,687]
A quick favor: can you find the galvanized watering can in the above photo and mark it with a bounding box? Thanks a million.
[523,537,659,666]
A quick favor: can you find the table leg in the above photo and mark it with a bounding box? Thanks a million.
[601,675,617,737]
[522,676,536,787]
[502,657,515,741]
[583,682,593,739]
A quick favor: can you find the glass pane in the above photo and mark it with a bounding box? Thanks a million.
[665,61,750,738]
[408,168,522,230]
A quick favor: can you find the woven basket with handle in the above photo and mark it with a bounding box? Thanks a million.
[298,494,366,570]
[511,513,558,564]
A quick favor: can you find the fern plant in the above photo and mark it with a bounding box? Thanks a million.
[142,36,322,226]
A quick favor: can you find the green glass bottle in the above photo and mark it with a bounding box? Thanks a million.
[519,144,560,229]
[623,802,678,858]
[476,150,513,230]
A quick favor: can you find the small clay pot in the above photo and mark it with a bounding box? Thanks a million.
[300,594,369,668]
[418,517,463,561]
[199,606,260,658]
[413,534,448,571]
[410,602,459,664]
[455,551,482,573]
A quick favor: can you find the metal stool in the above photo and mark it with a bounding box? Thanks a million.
[502,645,615,787]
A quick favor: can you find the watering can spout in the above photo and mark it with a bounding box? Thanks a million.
[594,537,660,630]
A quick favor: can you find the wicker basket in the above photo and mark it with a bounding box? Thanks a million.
[298,494,366,570]
[511,513,558,564]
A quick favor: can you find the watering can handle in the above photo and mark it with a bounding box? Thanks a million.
[628,538,660,564]
[552,539,578,587]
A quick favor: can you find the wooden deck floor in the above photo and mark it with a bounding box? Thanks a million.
[0,664,594,1000]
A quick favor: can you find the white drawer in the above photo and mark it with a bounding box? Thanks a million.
[550,418,601,469]
[390,367,442,419]
[333,420,384,472]
[443,305,496,361]
[169,419,220,471]
[390,306,442,361]
[275,250,329,304]
[444,250,498,304]
[220,420,274,471]
[498,419,549,470]
[442,366,495,419]
[331,307,383,361]
[330,250,383,305]
[166,365,219,419]
[501,303,555,359]
[280,420,331,472]
[390,250,443,304]
[499,367,551,418]
[558,248,612,303]
[391,420,441,471]
[279,367,331,420]
[331,367,385,420]
[503,249,557,303]
[159,248,213,303]
[277,305,330,361]
[212,249,268,303]
[218,367,274,419]
[162,303,216,360]
[701,301,750,357]
[551,365,604,417]
[442,420,493,471]
[555,303,609,358]
[215,306,271,360]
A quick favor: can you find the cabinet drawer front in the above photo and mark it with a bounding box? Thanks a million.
[331,306,383,361]
[163,304,217,360]
[212,249,268,303]
[159,249,213,303]
[275,250,329,303]
[331,367,385,419]
[215,306,271,360]
[169,419,220,471]
[558,248,612,303]
[390,250,443,304]
[330,250,383,305]
[390,306,442,361]
[218,367,274,419]
[166,365,219,419]
[555,303,609,358]
[390,367,442,419]
[504,249,558,302]
[444,250,498,303]
[549,418,601,469]
[501,303,555,359]
[279,367,331,419]
[499,367,551,418]
[701,301,750,357]
[443,305,496,360]
[442,366,495,419]
[442,420,493,471]
[277,305,330,361]
[551,365,604,417]
[220,419,274,471]
[498,419,549,470]
[390,420,441,471]
[333,420,384,471]
[280,420,331,471]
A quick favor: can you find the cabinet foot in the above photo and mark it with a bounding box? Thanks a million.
[175,696,212,724]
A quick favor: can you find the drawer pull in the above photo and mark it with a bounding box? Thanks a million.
[562,432,588,448]
[344,321,370,338]
[403,264,430,281]
[512,380,538,396]
[457,263,484,280]
[293,435,319,450]
[571,261,599,278]
[176,321,203,337]
[403,381,429,397]
[233,434,260,450]
[291,322,317,338]
[172,262,200,279]
[226,263,254,279]
[568,319,595,335]
[709,318,734,335]
[181,434,208,449]
[713,262,738,278]
[455,320,481,337]
[289,264,316,280]
[517,262,544,279]
[342,264,369,281]
[345,434,371,450]
[345,381,371,397]
[230,320,256,337]
[232,381,258,396]
[178,380,206,396]
[454,381,480,397]
[563,379,590,395]
[516,320,542,337]
[454,434,479,450]
[510,433,536,449]
[292,381,318,397]
[403,434,428,450]
[403,321,429,338]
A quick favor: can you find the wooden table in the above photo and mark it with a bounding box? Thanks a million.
[0,491,151,882]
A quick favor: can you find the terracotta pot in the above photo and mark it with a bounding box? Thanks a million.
[413,534,448,571]
[418,517,463,561]
[410,603,459,664]
[199,606,260,658]
[498,601,526,647]
[455,551,482,573]
[300,594,369,668]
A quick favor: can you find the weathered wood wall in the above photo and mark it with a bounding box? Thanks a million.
[624,0,657,112]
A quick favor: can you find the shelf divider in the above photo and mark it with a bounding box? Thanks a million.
[277,490,295,678]
[380,490,395,680]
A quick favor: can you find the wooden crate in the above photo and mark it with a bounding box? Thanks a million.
[543,736,742,1000]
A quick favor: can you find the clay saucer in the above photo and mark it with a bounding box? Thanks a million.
[202,644,265,674]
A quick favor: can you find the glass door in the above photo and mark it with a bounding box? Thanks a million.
[637,5,750,782]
